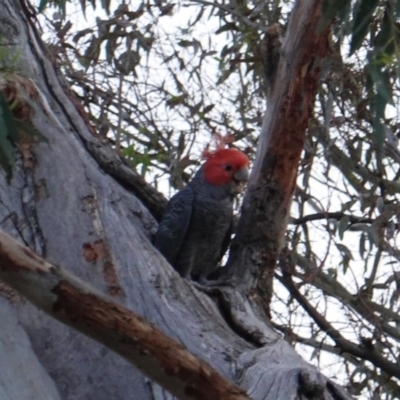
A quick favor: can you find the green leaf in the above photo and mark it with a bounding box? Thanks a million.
[216,69,231,85]
[319,0,351,32]
[395,0,400,17]
[359,233,366,259]
[374,9,393,53]
[73,28,93,43]
[60,0,67,16]
[38,0,68,16]
[79,0,87,17]
[81,35,101,67]
[369,61,392,106]
[338,215,350,240]
[0,92,18,182]
[215,23,237,35]
[336,243,353,274]
[203,104,215,114]
[189,6,205,27]
[336,243,353,259]
[101,0,111,14]
[178,40,194,48]
[38,0,49,12]
[373,116,385,149]
[350,0,380,54]
[367,225,381,245]
[0,92,19,142]
[115,50,140,75]
[166,94,187,108]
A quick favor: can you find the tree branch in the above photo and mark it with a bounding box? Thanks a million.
[313,123,400,195]
[272,322,360,365]
[84,140,168,222]
[277,271,400,380]
[291,212,373,225]
[225,0,333,316]
[294,253,400,341]
[0,229,249,400]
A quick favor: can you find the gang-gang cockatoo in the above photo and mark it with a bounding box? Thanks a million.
[154,145,249,283]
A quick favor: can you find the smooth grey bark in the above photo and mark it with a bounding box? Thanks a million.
[0,1,352,400]
[0,297,61,400]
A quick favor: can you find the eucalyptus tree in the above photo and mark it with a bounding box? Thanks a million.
[0,0,400,399]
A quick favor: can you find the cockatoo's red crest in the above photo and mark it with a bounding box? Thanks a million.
[203,148,249,186]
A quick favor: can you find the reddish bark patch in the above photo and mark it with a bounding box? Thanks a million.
[82,240,124,297]
[16,132,38,169]
[103,261,124,297]
[82,241,100,263]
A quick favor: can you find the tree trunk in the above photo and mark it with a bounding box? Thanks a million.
[0,1,351,399]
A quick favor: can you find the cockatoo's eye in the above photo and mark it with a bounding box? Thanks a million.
[224,164,233,171]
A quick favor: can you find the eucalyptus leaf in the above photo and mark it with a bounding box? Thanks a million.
[350,0,380,54]
[38,0,50,12]
[0,92,18,182]
[338,215,350,240]
[319,0,350,32]
[359,233,366,259]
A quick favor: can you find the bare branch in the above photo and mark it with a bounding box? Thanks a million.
[291,212,373,225]
[0,229,249,400]
[277,271,400,380]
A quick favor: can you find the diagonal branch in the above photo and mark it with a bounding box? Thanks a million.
[0,229,249,400]
[294,253,400,341]
[272,322,360,364]
[272,322,400,396]
[84,140,167,221]
[277,271,400,380]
